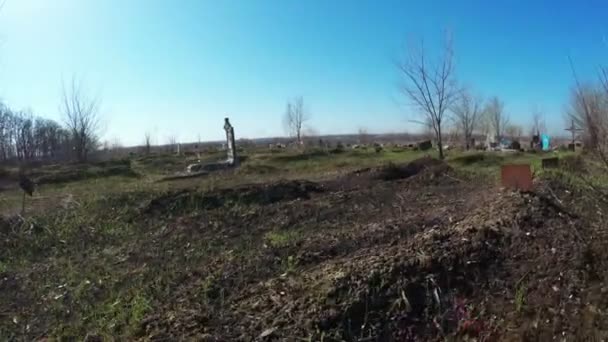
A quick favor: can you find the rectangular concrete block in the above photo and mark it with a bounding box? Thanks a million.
[501,164,533,191]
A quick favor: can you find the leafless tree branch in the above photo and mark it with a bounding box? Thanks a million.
[398,33,458,159]
[61,76,101,162]
[451,90,482,149]
[283,96,310,145]
[485,96,509,143]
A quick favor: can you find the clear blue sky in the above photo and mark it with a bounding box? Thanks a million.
[1,0,607,146]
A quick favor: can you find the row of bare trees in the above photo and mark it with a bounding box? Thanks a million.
[0,105,72,162]
[398,33,537,157]
[0,78,101,163]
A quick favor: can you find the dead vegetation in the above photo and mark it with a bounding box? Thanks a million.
[1,152,607,341]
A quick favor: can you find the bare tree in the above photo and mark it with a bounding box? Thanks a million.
[530,108,546,136]
[0,105,10,161]
[562,59,608,204]
[302,126,319,146]
[166,135,177,153]
[444,122,461,147]
[110,137,123,150]
[567,83,608,158]
[14,111,35,160]
[505,124,523,140]
[357,128,370,145]
[144,131,152,154]
[0,103,69,162]
[398,33,458,159]
[61,77,101,162]
[451,90,482,150]
[567,52,608,165]
[485,96,509,142]
[284,96,309,145]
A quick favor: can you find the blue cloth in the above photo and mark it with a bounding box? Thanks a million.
[541,134,550,151]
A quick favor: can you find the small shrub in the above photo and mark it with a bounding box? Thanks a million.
[560,155,586,173]
[265,230,302,248]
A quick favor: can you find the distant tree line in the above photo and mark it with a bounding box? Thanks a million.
[0,104,72,162]
[398,32,537,155]
[0,78,102,163]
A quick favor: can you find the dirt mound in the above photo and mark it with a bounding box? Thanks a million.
[376,157,449,181]
[237,164,282,175]
[330,157,455,191]
[5,161,608,341]
[33,160,138,185]
[144,180,324,214]
[0,168,19,192]
[136,171,487,341]
[195,187,594,341]
[451,153,505,167]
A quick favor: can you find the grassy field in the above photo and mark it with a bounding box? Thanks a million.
[0,147,572,215]
[1,146,604,340]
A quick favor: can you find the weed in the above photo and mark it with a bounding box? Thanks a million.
[265,230,302,248]
[129,293,151,331]
[515,283,526,312]
[199,274,218,305]
[283,255,297,274]
[93,292,151,336]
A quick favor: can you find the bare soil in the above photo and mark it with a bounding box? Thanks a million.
[1,157,607,341]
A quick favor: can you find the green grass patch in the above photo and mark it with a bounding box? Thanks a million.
[447,151,575,179]
[265,230,303,248]
[30,159,138,186]
[250,148,428,176]
[515,283,526,312]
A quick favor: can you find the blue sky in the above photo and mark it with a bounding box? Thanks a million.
[0,0,607,146]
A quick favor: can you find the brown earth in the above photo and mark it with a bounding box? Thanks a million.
[2,157,608,341]
[136,159,608,340]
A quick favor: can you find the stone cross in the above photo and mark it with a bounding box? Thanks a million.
[564,119,582,145]
[224,117,237,165]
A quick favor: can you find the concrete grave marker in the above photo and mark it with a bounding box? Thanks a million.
[501,164,533,192]
[542,157,559,169]
[224,117,237,165]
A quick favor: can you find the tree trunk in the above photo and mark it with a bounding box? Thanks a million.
[437,126,444,160]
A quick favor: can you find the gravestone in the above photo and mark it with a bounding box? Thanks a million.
[501,164,533,192]
[542,157,559,169]
[417,140,432,151]
[224,118,237,165]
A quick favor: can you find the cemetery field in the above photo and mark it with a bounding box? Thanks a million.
[2,148,608,340]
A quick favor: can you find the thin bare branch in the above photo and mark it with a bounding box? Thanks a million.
[398,32,458,159]
[283,96,310,145]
